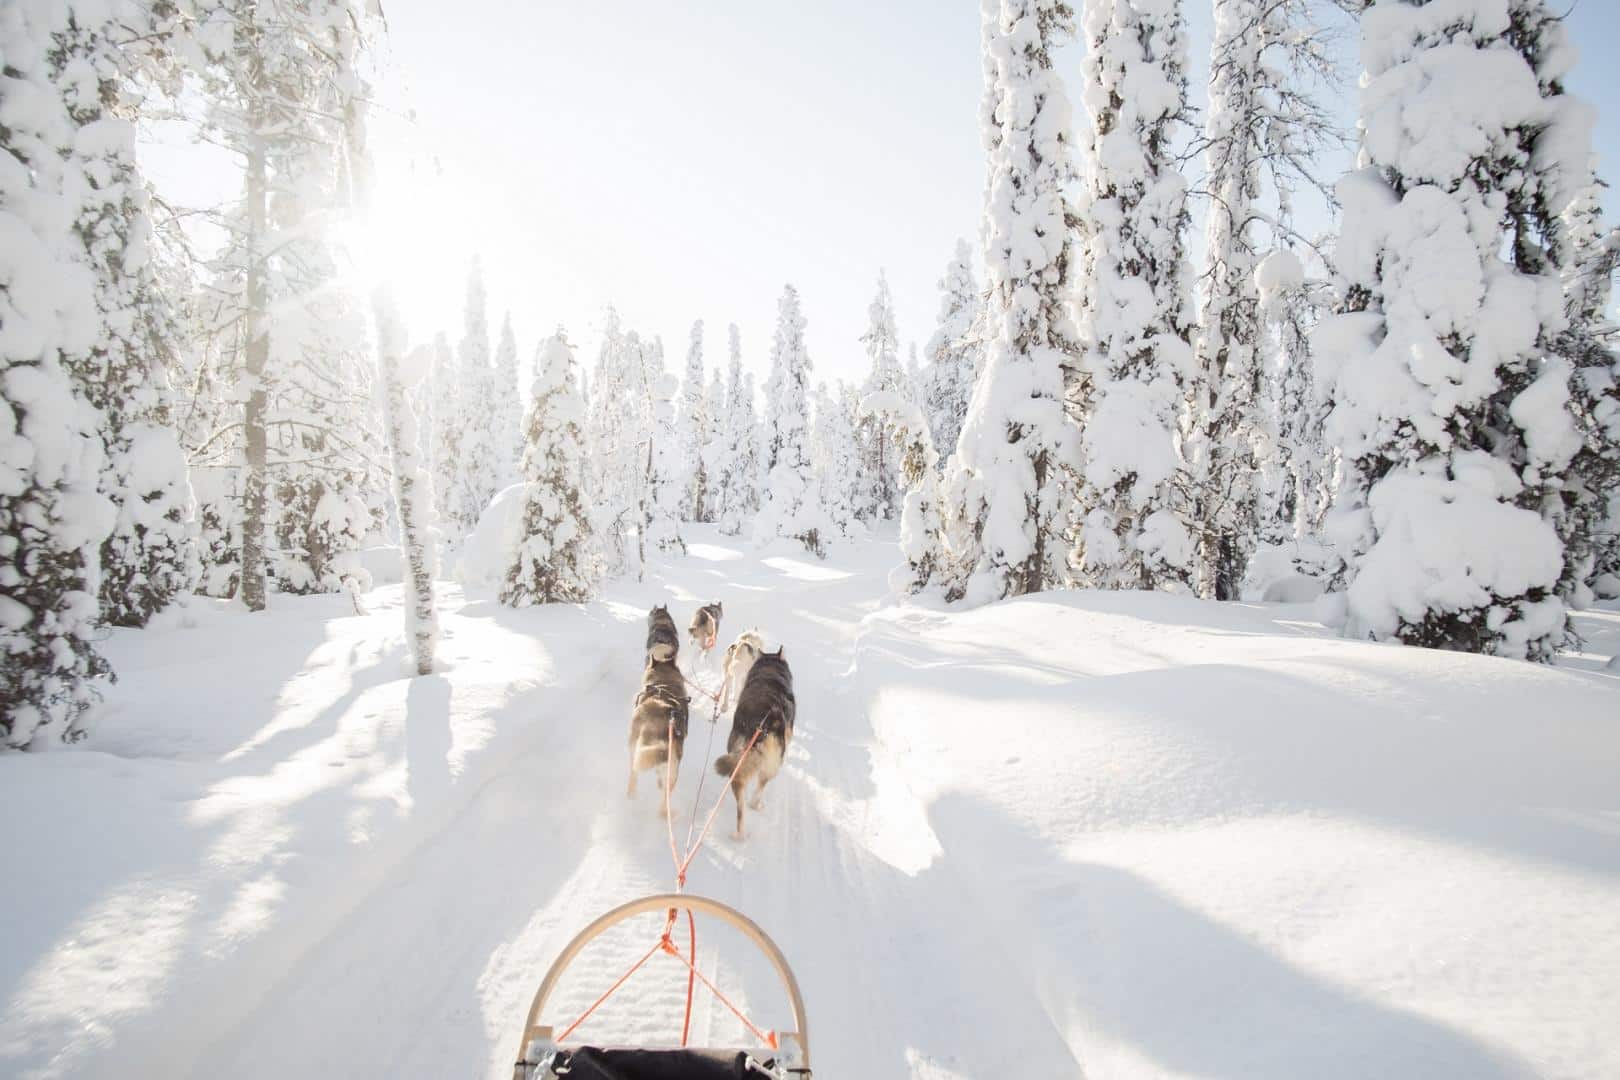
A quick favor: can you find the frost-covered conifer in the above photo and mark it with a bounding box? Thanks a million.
[1,0,114,745]
[189,0,377,610]
[716,326,759,536]
[924,239,983,461]
[504,330,601,605]
[699,367,727,525]
[943,0,1080,604]
[52,7,197,626]
[1188,0,1343,599]
[454,258,499,532]
[639,337,685,559]
[864,392,947,593]
[586,308,637,568]
[372,289,438,673]
[1254,250,1333,546]
[676,320,708,521]
[1315,0,1586,659]
[429,331,460,533]
[812,382,860,538]
[492,312,523,488]
[856,272,907,522]
[1070,0,1197,593]
[756,285,826,554]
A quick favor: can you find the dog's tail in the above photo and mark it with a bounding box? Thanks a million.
[715,706,781,778]
[634,742,669,772]
[713,750,739,778]
[649,642,676,662]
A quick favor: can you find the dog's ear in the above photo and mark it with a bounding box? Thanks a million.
[715,602,723,614]
[775,646,786,658]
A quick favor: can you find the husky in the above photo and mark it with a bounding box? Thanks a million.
[626,657,690,814]
[719,629,766,713]
[646,605,679,663]
[688,602,723,655]
[714,647,795,840]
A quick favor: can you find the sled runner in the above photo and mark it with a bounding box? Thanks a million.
[513,892,810,1080]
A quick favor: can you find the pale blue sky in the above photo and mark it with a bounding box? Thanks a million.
[149,2,1620,387]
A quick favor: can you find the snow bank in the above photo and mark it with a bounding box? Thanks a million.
[455,481,526,588]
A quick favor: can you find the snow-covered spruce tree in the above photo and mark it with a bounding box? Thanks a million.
[492,312,523,489]
[190,0,376,611]
[716,325,758,536]
[924,238,984,462]
[428,331,460,534]
[454,258,499,532]
[585,308,637,568]
[1525,22,1619,601]
[371,289,438,674]
[639,336,686,559]
[1254,249,1334,547]
[855,272,907,522]
[699,366,727,525]
[756,285,826,555]
[1314,0,1586,660]
[1,0,115,746]
[812,382,860,539]
[503,330,601,605]
[676,320,708,521]
[1188,0,1344,599]
[52,7,198,626]
[943,0,1080,604]
[864,391,947,593]
[1070,0,1198,593]
[264,131,377,599]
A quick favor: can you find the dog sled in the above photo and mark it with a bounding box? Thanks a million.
[512,893,811,1080]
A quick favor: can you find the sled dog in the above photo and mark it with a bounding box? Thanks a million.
[646,605,679,663]
[714,647,795,840]
[719,630,766,713]
[627,656,690,814]
[689,602,723,654]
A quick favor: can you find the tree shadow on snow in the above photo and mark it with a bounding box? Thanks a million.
[925,790,1539,1079]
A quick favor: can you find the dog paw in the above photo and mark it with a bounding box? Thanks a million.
[748,797,765,811]
[731,829,747,842]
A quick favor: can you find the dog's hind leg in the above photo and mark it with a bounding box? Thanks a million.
[748,773,769,812]
[730,778,746,841]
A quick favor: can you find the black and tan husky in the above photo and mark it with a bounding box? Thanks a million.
[627,657,690,815]
[688,601,723,654]
[645,605,679,663]
[714,647,795,840]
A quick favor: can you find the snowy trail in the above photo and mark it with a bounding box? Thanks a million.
[5,529,1618,1079]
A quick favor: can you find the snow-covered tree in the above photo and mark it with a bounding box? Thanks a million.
[943,0,1081,604]
[1314,0,1587,660]
[2,0,117,745]
[1187,0,1344,599]
[52,7,198,626]
[1070,0,1198,593]
[864,391,947,593]
[699,366,727,524]
[676,320,709,521]
[855,272,907,522]
[1254,249,1334,546]
[429,331,460,533]
[492,312,523,488]
[504,330,601,605]
[715,325,759,536]
[188,0,377,612]
[756,285,825,554]
[586,308,638,568]
[924,238,983,462]
[639,336,686,559]
[371,290,438,674]
[453,258,499,532]
[812,382,860,538]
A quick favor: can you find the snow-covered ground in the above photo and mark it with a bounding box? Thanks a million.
[4,527,1618,1079]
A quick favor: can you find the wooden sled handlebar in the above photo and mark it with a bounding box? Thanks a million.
[514,892,810,1073]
